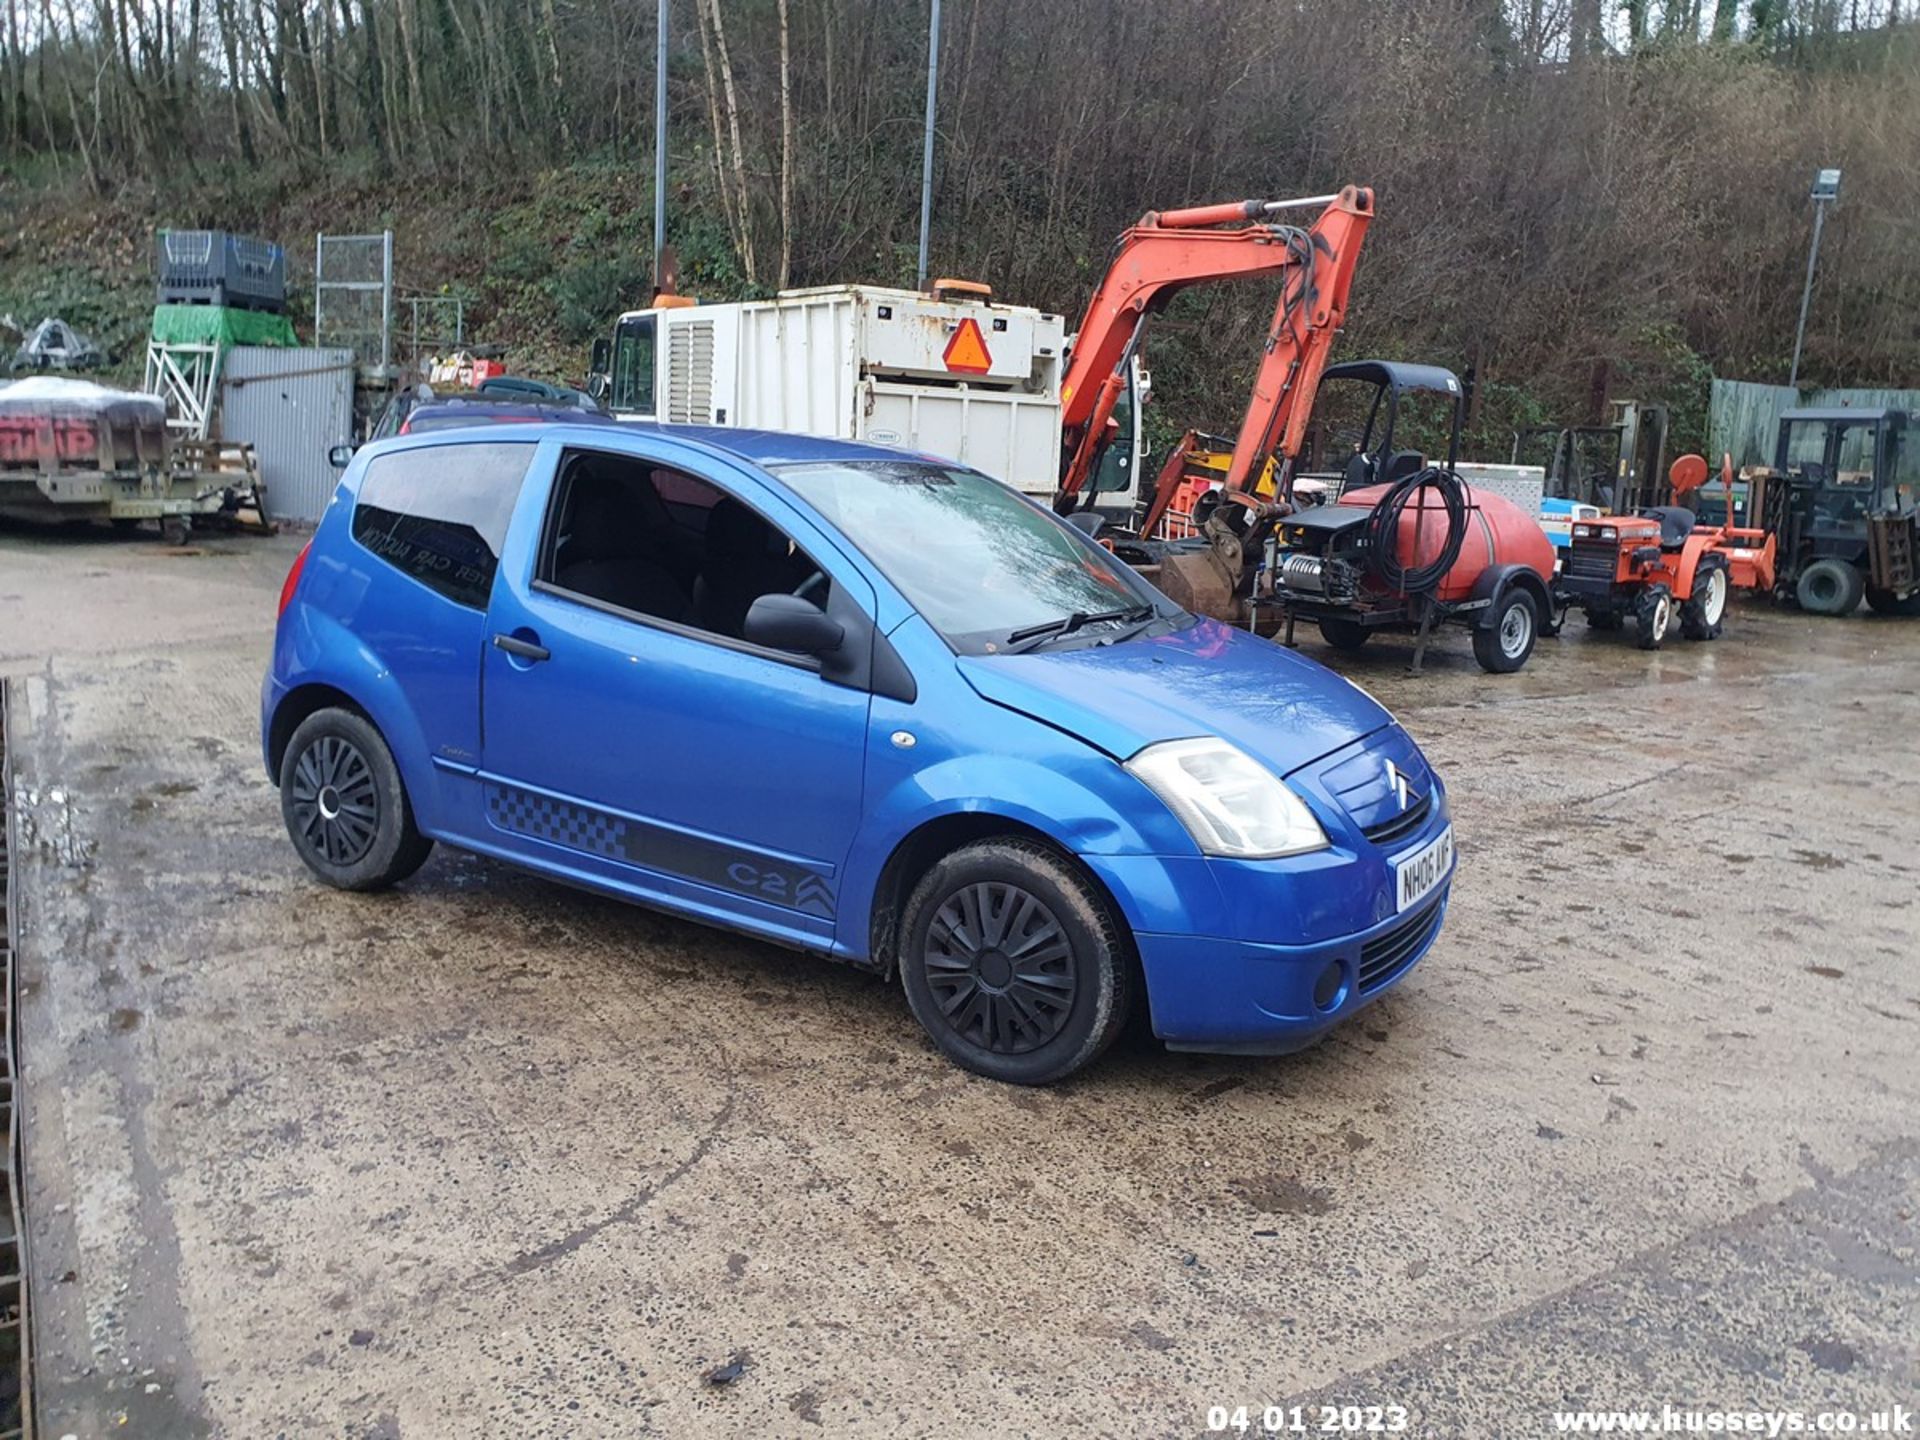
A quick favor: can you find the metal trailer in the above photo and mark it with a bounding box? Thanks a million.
[0,379,268,540]
[587,284,1147,518]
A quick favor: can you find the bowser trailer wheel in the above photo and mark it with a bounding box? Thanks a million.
[1472,589,1537,674]
[1634,584,1674,649]
[1317,616,1371,652]
[1680,560,1728,640]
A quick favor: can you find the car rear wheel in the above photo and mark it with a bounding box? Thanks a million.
[1471,588,1537,673]
[1680,559,1728,640]
[1317,616,1371,651]
[280,707,433,891]
[1634,584,1674,649]
[1795,558,1863,617]
[899,839,1132,1085]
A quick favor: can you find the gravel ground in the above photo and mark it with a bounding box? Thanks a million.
[3,522,1915,1439]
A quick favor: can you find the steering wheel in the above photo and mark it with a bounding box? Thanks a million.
[792,570,829,605]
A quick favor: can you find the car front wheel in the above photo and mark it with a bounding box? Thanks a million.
[279,707,433,891]
[899,839,1132,1085]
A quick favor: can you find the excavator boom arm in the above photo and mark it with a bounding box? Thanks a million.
[1056,186,1373,510]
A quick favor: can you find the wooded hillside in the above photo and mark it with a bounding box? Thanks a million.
[3,0,1916,453]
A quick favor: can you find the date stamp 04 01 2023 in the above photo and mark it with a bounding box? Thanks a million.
[1207,1405,1411,1435]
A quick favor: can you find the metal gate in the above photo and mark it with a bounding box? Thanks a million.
[218,346,356,523]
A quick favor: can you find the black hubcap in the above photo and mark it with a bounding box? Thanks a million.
[290,735,380,866]
[924,882,1077,1055]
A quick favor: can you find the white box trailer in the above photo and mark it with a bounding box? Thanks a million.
[589,284,1143,511]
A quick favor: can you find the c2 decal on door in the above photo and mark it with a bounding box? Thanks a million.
[484,783,836,920]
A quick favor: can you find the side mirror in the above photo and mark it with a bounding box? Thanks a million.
[744,593,843,657]
[328,444,355,468]
[590,337,611,374]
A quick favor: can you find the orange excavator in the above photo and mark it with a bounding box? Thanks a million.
[1051,186,1375,540]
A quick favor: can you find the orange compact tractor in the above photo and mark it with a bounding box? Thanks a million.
[1556,454,1776,648]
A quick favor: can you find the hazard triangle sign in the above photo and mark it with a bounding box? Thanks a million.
[942,318,993,375]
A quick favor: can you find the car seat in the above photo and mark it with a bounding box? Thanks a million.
[692,497,808,639]
[555,480,692,621]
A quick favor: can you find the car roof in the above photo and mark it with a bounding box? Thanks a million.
[653,425,950,467]
[387,420,957,471]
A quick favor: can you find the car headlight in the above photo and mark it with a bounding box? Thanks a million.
[1124,738,1329,859]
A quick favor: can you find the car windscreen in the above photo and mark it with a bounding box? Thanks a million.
[776,459,1172,654]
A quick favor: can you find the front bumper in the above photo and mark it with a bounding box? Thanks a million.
[1130,880,1452,1053]
[1082,728,1455,1055]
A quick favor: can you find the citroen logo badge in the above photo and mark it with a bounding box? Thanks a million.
[1384,760,1413,811]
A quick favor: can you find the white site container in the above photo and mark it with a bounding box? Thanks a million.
[596,285,1128,504]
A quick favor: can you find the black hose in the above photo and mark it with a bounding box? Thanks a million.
[1362,466,1469,595]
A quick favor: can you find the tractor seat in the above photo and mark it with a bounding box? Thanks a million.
[1640,505,1696,550]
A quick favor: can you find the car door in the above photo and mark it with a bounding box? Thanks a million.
[478,438,875,946]
[326,437,538,833]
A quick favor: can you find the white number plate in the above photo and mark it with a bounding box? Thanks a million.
[1393,824,1454,913]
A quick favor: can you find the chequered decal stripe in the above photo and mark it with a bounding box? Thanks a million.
[482,783,836,920]
[486,785,632,861]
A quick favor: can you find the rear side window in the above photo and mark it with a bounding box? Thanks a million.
[351,442,534,609]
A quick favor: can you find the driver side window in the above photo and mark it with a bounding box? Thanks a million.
[537,449,829,649]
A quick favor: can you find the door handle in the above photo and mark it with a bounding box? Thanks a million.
[492,633,550,662]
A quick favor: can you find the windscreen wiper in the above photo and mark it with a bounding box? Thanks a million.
[1003,604,1155,652]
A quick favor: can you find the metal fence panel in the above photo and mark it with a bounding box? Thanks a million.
[1709,378,1920,468]
[314,231,392,372]
[218,346,356,523]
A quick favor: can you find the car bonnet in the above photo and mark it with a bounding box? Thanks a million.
[955,617,1393,776]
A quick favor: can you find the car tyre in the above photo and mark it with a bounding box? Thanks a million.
[1471,588,1537,673]
[1634,583,1674,649]
[1679,558,1728,640]
[279,707,433,891]
[1317,616,1371,651]
[899,838,1132,1085]
[1795,558,1863,617]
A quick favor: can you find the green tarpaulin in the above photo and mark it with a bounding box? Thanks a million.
[149,303,298,349]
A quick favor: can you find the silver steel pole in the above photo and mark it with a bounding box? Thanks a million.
[380,230,393,373]
[916,0,941,290]
[1789,199,1828,389]
[653,0,669,290]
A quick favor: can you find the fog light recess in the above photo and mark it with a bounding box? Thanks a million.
[1312,959,1349,1013]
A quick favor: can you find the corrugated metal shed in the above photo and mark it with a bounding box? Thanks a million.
[1709,378,1920,468]
[218,346,356,523]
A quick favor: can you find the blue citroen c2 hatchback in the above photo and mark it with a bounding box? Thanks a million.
[263,424,1455,1083]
